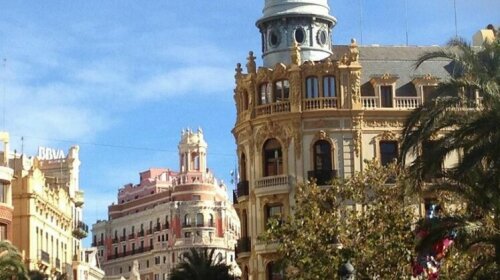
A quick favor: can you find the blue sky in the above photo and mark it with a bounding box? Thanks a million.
[1,0,498,246]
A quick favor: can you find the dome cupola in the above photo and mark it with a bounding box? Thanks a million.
[256,0,337,67]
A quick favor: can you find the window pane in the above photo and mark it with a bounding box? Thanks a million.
[323,76,336,97]
[381,86,393,107]
[306,77,319,98]
[263,139,283,176]
[380,141,398,166]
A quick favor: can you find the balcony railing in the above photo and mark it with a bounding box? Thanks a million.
[97,240,104,246]
[237,180,249,197]
[112,237,119,243]
[129,233,135,239]
[236,237,251,255]
[72,221,89,239]
[255,101,291,116]
[394,97,421,109]
[255,174,290,189]
[307,169,338,186]
[303,97,338,110]
[162,223,169,230]
[182,223,191,228]
[40,250,50,263]
[146,229,152,235]
[120,236,126,242]
[155,224,161,232]
[362,96,422,109]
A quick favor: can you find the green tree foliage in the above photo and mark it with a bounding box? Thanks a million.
[262,162,420,279]
[0,241,29,280]
[169,248,233,280]
[400,37,500,278]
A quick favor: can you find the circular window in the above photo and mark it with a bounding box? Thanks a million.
[269,30,280,47]
[294,27,305,44]
[317,30,328,46]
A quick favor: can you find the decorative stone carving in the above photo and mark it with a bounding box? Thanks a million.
[246,51,256,74]
[316,130,328,140]
[379,130,397,141]
[352,115,363,157]
[290,40,301,66]
[235,63,243,80]
[130,260,140,280]
[349,38,359,64]
[350,71,361,104]
[363,119,404,128]
[273,63,287,80]
[289,69,302,108]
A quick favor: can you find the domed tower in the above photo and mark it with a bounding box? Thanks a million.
[178,128,208,174]
[257,0,336,67]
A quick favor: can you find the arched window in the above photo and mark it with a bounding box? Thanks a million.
[259,83,272,104]
[306,76,319,98]
[209,214,214,227]
[266,261,285,280]
[184,214,191,227]
[242,90,249,110]
[196,213,204,227]
[323,76,336,97]
[263,139,283,177]
[240,153,247,182]
[191,152,200,170]
[274,80,290,102]
[314,140,332,171]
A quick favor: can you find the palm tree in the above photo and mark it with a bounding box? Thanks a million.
[0,241,29,280]
[400,37,500,277]
[169,248,233,280]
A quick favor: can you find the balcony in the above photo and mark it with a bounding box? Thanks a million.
[254,174,293,197]
[255,101,290,116]
[182,223,191,228]
[303,97,338,111]
[155,224,161,232]
[120,236,126,242]
[129,233,135,239]
[112,237,119,243]
[237,180,249,197]
[97,240,104,246]
[39,250,50,264]
[307,169,338,186]
[362,96,421,109]
[72,221,88,239]
[74,190,84,207]
[146,229,152,235]
[236,237,251,258]
[138,230,144,237]
[162,223,169,230]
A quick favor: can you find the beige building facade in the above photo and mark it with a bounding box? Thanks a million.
[92,129,240,280]
[230,1,480,279]
[11,144,103,279]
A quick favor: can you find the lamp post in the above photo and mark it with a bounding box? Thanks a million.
[338,260,355,280]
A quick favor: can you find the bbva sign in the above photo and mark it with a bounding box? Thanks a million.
[38,146,65,160]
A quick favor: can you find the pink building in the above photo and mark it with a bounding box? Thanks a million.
[92,129,240,279]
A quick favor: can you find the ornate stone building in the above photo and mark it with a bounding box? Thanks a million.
[92,129,240,280]
[11,144,103,279]
[231,1,479,279]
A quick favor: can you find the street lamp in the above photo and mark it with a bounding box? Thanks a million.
[338,260,355,280]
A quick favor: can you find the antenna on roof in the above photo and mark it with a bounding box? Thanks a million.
[359,0,364,45]
[404,0,409,46]
[453,0,458,38]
